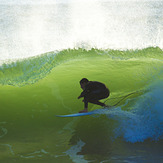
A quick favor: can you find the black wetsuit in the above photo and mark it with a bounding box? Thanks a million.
[79,81,110,108]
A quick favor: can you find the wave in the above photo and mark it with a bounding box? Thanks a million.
[0,46,162,145]
[105,80,163,142]
[0,47,162,86]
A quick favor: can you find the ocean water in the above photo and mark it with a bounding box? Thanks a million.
[0,0,163,162]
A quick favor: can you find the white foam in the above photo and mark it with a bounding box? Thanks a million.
[106,80,163,142]
[65,140,88,163]
[0,0,162,61]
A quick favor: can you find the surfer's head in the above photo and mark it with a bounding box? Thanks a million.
[80,78,89,89]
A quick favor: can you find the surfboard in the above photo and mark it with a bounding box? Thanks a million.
[56,108,108,117]
[56,111,94,117]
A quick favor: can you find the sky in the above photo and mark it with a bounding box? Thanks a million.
[0,0,160,5]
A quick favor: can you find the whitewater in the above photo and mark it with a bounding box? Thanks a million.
[0,0,163,61]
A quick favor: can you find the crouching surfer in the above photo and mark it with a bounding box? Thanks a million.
[78,78,110,113]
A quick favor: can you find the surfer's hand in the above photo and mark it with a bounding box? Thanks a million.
[78,96,81,99]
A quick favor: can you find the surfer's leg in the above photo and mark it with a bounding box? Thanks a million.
[85,93,105,106]
[79,97,88,113]
[79,90,110,113]
[87,90,110,107]
[84,97,88,109]
[89,100,106,107]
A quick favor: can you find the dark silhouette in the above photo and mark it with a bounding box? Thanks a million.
[78,78,110,113]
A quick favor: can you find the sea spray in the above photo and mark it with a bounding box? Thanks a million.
[106,80,163,142]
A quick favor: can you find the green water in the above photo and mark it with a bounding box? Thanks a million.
[0,48,163,162]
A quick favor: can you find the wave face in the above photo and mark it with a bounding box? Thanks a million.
[0,47,163,162]
[0,0,163,162]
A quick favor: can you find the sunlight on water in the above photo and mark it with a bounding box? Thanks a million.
[0,0,163,61]
[0,0,163,162]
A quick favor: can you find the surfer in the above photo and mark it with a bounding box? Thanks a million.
[78,78,110,113]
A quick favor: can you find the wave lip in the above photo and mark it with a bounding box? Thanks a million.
[0,47,162,86]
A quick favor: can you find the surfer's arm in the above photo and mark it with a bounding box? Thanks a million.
[78,88,90,99]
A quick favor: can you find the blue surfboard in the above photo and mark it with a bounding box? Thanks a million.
[56,108,109,118]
